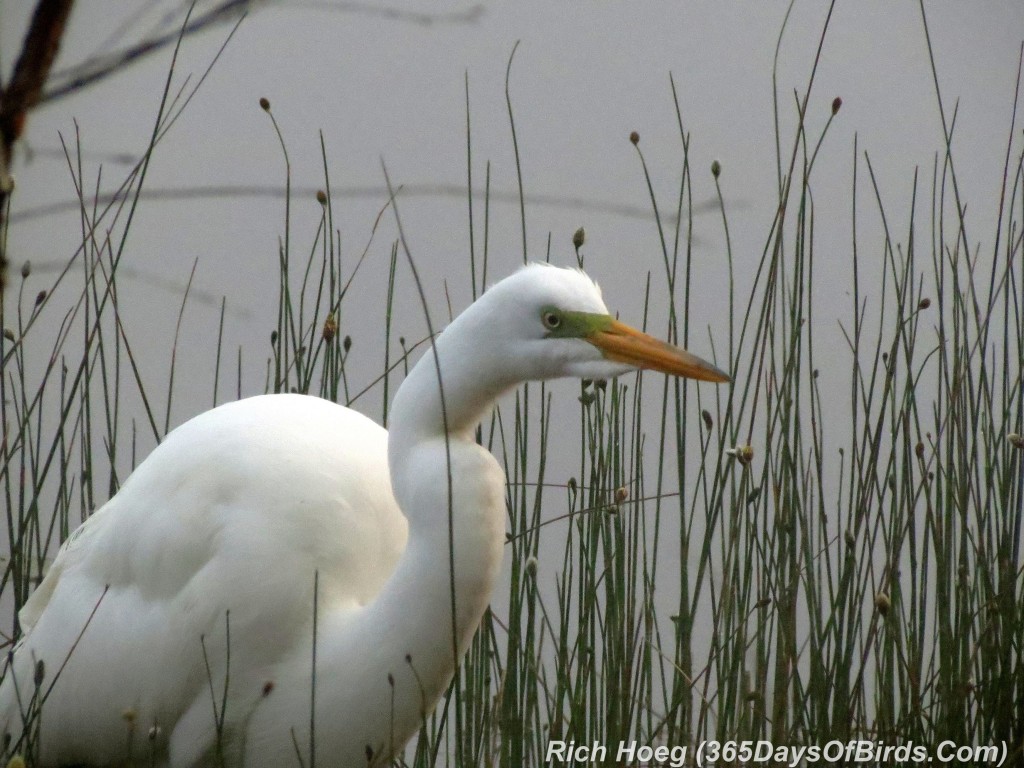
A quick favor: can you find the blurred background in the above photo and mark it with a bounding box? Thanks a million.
[3,1,1021,426]
[3,3,1024,752]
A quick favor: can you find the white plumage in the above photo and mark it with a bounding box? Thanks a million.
[0,264,727,766]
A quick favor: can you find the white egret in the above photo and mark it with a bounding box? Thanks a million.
[0,263,728,766]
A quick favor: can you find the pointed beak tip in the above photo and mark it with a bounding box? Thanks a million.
[687,364,731,384]
[588,320,731,384]
[709,366,732,384]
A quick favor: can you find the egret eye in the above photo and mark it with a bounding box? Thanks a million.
[542,310,562,331]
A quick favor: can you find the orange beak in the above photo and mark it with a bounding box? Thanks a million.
[587,319,730,383]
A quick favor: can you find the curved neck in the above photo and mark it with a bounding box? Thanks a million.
[312,329,509,764]
[388,327,513,456]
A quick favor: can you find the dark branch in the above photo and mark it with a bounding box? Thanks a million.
[41,0,247,104]
[0,0,76,295]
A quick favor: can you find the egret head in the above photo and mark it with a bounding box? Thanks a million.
[465,263,730,385]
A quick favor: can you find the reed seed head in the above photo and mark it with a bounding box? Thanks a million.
[322,313,337,342]
[726,444,754,465]
[702,409,713,430]
[875,592,890,615]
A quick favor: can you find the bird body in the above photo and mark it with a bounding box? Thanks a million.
[0,264,727,766]
[4,395,413,765]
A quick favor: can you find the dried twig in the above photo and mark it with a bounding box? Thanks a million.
[0,0,76,295]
